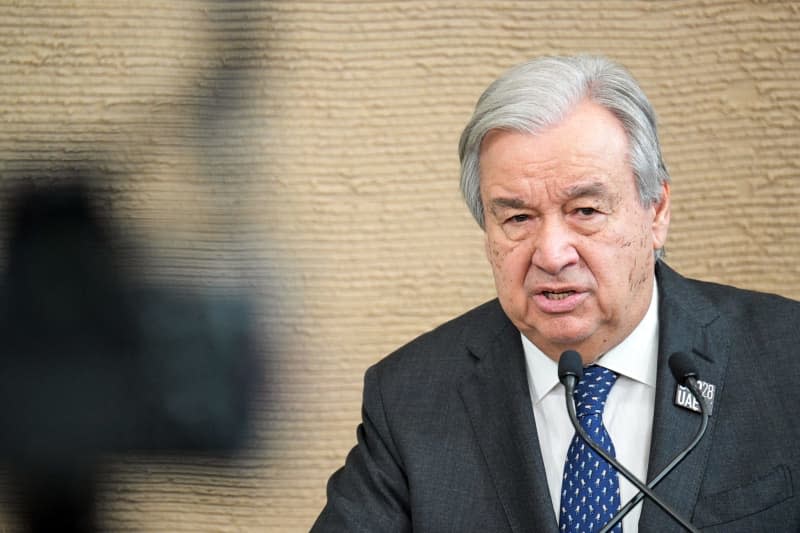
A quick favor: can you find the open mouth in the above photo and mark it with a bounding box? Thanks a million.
[542,290,576,301]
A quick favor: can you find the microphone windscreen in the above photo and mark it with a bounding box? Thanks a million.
[668,352,698,384]
[558,350,584,384]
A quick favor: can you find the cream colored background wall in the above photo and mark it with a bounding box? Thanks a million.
[0,1,798,531]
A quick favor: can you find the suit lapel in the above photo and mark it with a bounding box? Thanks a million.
[458,306,559,533]
[639,263,732,531]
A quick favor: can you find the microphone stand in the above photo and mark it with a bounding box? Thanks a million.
[599,376,709,533]
[563,371,701,533]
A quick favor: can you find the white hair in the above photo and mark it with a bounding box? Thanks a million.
[458,55,670,257]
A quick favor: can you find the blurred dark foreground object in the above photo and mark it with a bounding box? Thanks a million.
[0,183,259,532]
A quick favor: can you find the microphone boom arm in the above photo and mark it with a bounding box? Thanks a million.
[563,376,701,533]
[598,376,709,532]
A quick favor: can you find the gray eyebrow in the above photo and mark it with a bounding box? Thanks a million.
[489,197,527,212]
[564,181,608,199]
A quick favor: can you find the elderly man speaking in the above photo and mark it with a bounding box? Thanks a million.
[312,55,800,532]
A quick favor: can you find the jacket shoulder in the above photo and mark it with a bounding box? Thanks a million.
[676,272,799,322]
[659,261,800,348]
[369,298,509,385]
[660,261,799,313]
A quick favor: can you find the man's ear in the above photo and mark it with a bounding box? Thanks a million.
[651,181,671,250]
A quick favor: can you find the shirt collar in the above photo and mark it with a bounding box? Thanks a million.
[523,282,660,405]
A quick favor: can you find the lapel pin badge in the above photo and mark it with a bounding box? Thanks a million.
[674,380,715,416]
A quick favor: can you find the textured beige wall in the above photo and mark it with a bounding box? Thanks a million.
[0,1,798,531]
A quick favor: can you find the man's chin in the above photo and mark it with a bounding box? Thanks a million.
[518,322,596,357]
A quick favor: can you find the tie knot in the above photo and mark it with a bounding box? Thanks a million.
[574,365,617,417]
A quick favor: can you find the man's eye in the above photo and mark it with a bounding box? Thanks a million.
[575,207,597,217]
[509,214,529,223]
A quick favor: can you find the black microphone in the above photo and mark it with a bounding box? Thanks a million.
[598,352,710,532]
[558,350,700,533]
[669,351,700,387]
[557,349,584,390]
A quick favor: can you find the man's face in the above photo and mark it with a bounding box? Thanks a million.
[479,99,670,362]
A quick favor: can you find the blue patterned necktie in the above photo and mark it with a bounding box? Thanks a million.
[559,365,621,533]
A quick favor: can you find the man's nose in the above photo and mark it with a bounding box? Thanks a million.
[530,217,579,275]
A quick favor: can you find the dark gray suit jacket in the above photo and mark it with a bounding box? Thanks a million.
[313,263,800,532]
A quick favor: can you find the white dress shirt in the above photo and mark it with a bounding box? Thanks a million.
[522,283,659,532]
